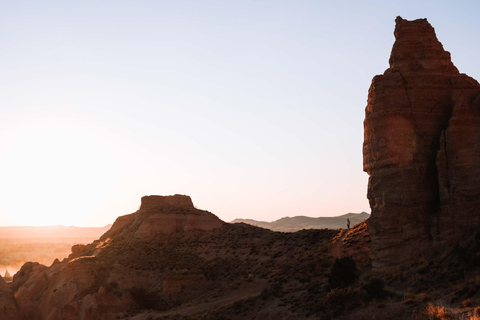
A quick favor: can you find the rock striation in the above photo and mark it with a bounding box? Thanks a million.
[364,17,480,268]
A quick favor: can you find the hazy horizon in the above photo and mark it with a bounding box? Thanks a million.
[1,1,479,227]
[0,210,369,227]
[0,224,111,228]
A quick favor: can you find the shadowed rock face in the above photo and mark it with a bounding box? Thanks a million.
[364,17,480,269]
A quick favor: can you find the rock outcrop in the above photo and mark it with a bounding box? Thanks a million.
[139,194,194,211]
[0,275,18,320]
[9,195,225,320]
[100,195,223,242]
[5,194,349,320]
[364,17,480,268]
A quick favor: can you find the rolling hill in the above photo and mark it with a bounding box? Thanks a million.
[231,212,370,232]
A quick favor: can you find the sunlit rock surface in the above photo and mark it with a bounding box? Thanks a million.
[364,17,480,269]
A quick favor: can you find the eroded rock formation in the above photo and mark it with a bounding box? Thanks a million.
[10,195,224,320]
[4,194,353,319]
[0,195,370,320]
[364,17,480,268]
[100,195,223,243]
[0,275,18,320]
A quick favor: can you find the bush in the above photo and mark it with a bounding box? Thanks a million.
[452,242,480,270]
[324,287,366,317]
[362,278,385,300]
[129,287,170,311]
[260,281,283,299]
[473,307,480,317]
[419,304,454,320]
[328,256,358,289]
[463,299,474,308]
[307,281,322,295]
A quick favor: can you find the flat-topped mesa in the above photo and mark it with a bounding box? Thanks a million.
[100,195,223,243]
[139,194,194,211]
[364,17,480,270]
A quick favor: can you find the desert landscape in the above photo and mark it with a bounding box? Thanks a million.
[1,2,480,320]
[0,225,110,278]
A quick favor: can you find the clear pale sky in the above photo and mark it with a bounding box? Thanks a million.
[1,1,479,226]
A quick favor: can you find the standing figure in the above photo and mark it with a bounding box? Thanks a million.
[347,218,350,230]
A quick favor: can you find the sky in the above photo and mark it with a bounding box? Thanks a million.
[1,1,479,226]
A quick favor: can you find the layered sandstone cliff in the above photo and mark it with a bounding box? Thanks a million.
[364,17,480,268]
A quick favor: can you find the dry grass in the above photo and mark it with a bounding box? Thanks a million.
[418,303,480,320]
[464,299,474,308]
[474,307,480,317]
[424,304,452,320]
[464,307,480,320]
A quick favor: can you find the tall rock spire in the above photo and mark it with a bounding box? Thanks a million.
[388,17,458,74]
[363,17,480,269]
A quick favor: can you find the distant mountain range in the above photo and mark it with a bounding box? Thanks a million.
[230,212,370,232]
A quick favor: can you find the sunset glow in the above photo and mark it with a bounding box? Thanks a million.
[1,1,479,226]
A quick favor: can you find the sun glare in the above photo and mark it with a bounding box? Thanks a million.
[0,112,125,226]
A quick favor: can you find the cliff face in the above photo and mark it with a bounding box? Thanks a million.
[364,17,480,268]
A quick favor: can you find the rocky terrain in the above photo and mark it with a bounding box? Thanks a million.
[231,212,370,232]
[1,195,476,320]
[363,16,480,269]
[0,195,371,319]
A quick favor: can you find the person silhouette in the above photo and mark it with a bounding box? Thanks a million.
[347,218,350,230]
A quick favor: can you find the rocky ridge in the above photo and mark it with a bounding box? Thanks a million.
[231,212,370,232]
[364,17,480,268]
[1,194,359,320]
